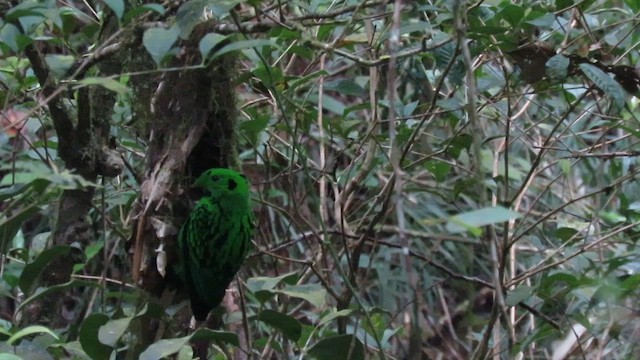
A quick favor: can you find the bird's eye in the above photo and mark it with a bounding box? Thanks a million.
[228,179,237,190]
[211,175,220,181]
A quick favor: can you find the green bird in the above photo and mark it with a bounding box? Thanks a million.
[178,168,254,321]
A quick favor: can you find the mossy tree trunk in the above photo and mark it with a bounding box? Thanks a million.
[126,20,239,354]
[128,21,238,294]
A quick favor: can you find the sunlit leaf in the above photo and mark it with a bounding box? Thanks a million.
[199,33,229,60]
[275,284,326,308]
[140,329,238,360]
[7,325,59,346]
[246,272,298,293]
[143,27,179,65]
[98,317,133,347]
[0,353,23,360]
[445,206,521,234]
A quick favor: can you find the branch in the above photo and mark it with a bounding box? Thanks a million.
[24,45,76,160]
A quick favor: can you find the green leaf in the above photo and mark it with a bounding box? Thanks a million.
[555,227,579,241]
[207,0,242,17]
[6,325,58,346]
[79,314,112,360]
[498,4,525,26]
[579,63,626,111]
[546,55,570,80]
[0,161,94,189]
[5,2,47,21]
[318,309,354,327]
[425,160,451,182]
[75,77,129,94]
[246,272,298,303]
[177,346,193,360]
[625,0,640,11]
[93,303,164,349]
[361,311,392,342]
[49,341,91,360]
[0,23,22,52]
[445,206,521,234]
[433,41,464,85]
[555,0,574,9]
[176,0,241,38]
[621,274,640,292]
[0,181,43,202]
[246,272,298,293]
[318,94,346,115]
[511,324,556,355]
[0,204,40,255]
[526,13,556,27]
[308,93,346,115]
[252,65,284,90]
[324,79,365,97]
[538,272,580,298]
[0,326,11,338]
[98,317,133,347]
[0,354,23,360]
[139,337,190,360]
[124,4,165,24]
[140,328,238,360]
[7,1,49,32]
[473,26,515,37]
[19,245,74,295]
[307,334,364,360]
[286,70,328,93]
[434,40,456,68]
[199,33,229,60]
[74,242,103,272]
[446,133,473,159]
[256,309,302,341]
[176,0,206,39]
[452,178,477,199]
[505,286,535,306]
[103,0,125,20]
[17,280,99,313]
[211,39,274,60]
[44,54,75,78]
[276,283,326,308]
[143,27,179,65]
[558,158,571,176]
[239,113,269,145]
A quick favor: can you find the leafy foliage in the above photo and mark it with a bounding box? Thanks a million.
[1,0,640,359]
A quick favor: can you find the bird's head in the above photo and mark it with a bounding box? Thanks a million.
[193,168,250,199]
